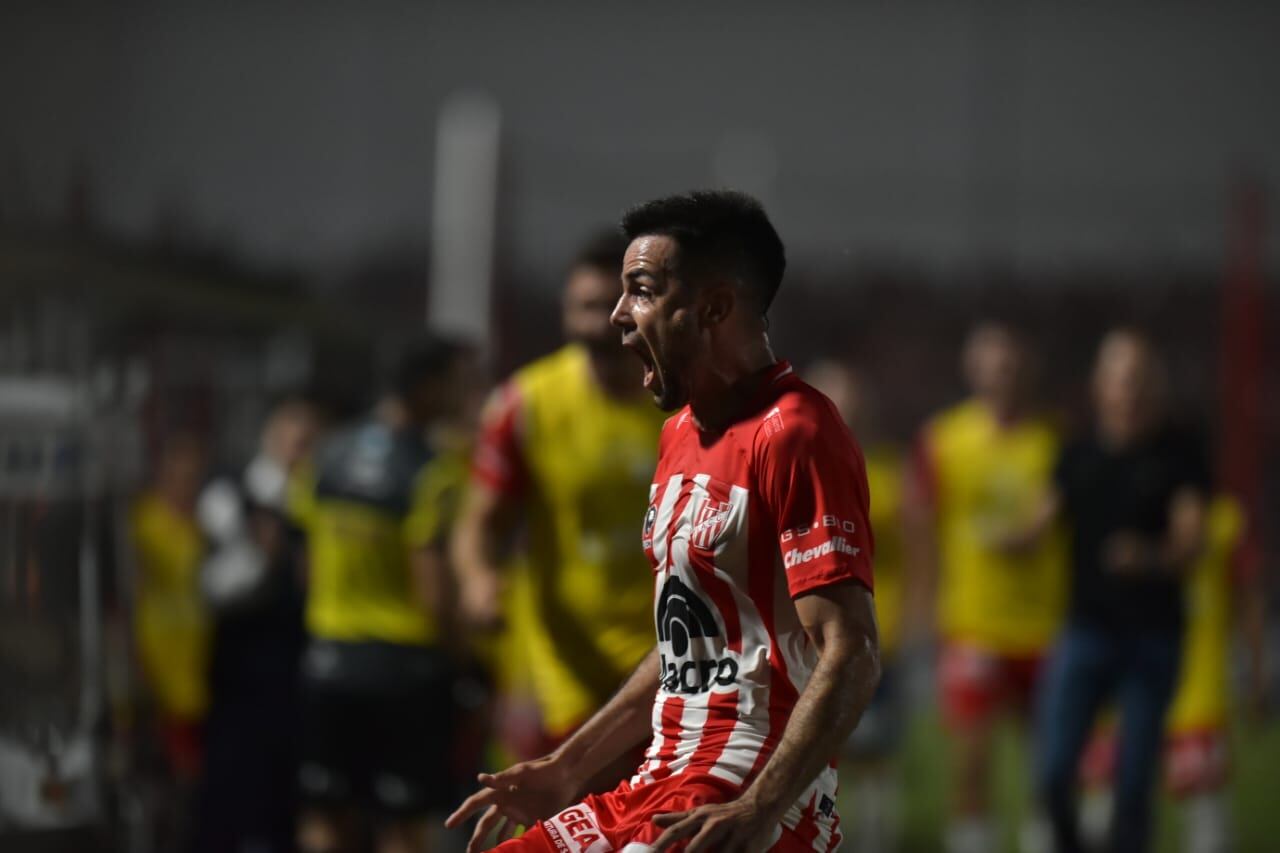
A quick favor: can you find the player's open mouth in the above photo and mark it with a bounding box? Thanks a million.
[623,337,658,391]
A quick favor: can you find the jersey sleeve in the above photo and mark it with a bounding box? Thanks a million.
[756,403,875,598]
[470,381,529,498]
[403,454,468,550]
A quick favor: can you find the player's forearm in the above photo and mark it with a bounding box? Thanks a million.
[451,508,504,580]
[552,647,659,780]
[739,631,880,821]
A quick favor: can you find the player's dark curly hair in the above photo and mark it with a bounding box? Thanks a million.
[621,189,786,313]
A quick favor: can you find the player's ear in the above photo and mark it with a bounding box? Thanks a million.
[700,281,735,328]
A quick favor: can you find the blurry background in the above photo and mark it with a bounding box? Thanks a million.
[1,3,1275,852]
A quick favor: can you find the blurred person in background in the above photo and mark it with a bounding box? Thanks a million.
[1017,329,1210,853]
[288,335,476,853]
[452,230,666,788]
[194,395,322,853]
[448,188,880,853]
[1077,492,1261,853]
[806,359,907,853]
[128,430,211,846]
[130,433,212,775]
[905,322,1065,853]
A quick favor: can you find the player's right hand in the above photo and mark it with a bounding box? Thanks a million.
[445,755,578,853]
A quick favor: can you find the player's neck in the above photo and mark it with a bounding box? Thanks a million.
[689,336,777,433]
[977,394,1024,428]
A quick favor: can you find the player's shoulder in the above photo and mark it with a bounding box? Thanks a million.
[130,491,164,530]
[510,344,587,397]
[924,399,983,438]
[750,373,849,452]
[477,347,583,432]
[658,406,695,449]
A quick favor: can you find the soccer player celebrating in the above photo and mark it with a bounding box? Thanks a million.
[447,190,881,852]
[906,322,1065,853]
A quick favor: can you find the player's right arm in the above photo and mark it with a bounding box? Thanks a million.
[451,382,528,629]
[446,646,660,852]
[452,484,522,628]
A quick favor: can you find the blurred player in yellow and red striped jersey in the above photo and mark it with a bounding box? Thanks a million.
[1078,494,1261,853]
[452,231,666,786]
[906,322,1066,853]
[806,360,906,853]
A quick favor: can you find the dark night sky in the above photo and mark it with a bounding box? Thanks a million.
[3,3,1278,281]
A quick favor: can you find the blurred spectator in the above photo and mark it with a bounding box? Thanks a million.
[905,322,1065,853]
[288,335,476,853]
[193,396,322,853]
[129,432,211,782]
[452,231,666,789]
[128,431,210,851]
[806,360,908,853]
[1030,330,1210,853]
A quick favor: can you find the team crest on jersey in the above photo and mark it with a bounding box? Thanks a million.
[690,499,732,550]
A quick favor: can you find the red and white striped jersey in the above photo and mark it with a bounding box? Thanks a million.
[632,361,874,848]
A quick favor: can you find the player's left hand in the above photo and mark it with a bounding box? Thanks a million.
[651,797,778,853]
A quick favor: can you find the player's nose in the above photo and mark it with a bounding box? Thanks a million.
[610,293,633,330]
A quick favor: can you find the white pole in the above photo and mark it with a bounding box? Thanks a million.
[429,91,502,350]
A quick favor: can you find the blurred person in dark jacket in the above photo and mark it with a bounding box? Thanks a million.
[1013,329,1210,853]
[193,395,322,853]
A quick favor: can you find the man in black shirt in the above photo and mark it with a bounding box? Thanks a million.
[1012,330,1209,853]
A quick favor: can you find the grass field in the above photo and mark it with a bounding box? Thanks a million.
[837,708,1280,852]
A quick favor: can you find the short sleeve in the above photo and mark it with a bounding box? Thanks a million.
[757,407,875,598]
[403,452,468,550]
[471,382,529,498]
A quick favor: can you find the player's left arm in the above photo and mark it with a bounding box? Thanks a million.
[653,583,879,852]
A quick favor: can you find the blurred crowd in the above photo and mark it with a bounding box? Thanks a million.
[25,230,1266,853]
